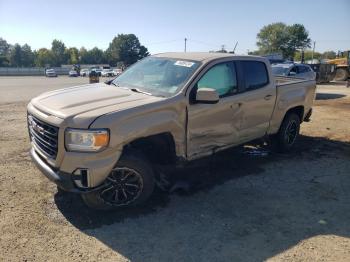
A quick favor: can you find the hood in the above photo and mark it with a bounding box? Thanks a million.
[31,83,164,125]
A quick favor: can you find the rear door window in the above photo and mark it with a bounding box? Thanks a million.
[297,65,310,73]
[241,61,269,90]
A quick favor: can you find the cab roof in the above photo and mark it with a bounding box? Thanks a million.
[152,52,266,62]
[153,52,262,63]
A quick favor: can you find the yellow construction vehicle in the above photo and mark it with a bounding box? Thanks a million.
[326,50,350,81]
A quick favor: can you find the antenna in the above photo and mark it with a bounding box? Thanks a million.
[233,42,238,53]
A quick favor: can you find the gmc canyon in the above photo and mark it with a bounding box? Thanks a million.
[27,52,316,209]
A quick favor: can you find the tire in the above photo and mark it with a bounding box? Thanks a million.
[271,113,300,152]
[81,151,155,210]
[334,68,349,81]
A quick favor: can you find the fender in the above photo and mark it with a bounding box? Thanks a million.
[90,96,188,158]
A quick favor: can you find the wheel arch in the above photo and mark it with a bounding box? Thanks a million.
[277,105,304,132]
[284,105,304,122]
[123,132,178,165]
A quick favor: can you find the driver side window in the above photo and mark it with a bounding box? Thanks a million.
[289,66,298,75]
[197,62,237,97]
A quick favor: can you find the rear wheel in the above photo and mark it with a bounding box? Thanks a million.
[334,68,349,81]
[271,113,300,152]
[81,151,155,210]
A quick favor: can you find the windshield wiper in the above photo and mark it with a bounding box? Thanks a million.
[110,81,119,87]
[130,88,153,96]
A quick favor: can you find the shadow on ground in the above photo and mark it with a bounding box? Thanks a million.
[316,93,346,100]
[55,135,350,261]
[318,81,348,86]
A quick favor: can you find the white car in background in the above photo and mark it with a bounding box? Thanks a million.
[101,68,114,77]
[113,68,122,76]
[80,68,90,77]
[271,63,316,81]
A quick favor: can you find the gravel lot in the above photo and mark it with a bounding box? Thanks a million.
[0,76,349,262]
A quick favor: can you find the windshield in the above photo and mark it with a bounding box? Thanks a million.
[271,65,289,76]
[112,57,200,97]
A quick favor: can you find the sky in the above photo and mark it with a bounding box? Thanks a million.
[0,0,349,55]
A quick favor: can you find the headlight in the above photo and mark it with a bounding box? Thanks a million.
[65,128,109,152]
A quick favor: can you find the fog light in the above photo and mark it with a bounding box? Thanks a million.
[73,168,89,188]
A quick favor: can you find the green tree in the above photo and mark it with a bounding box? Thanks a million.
[78,47,105,64]
[0,38,10,66]
[286,24,311,57]
[35,48,53,67]
[9,44,22,67]
[65,47,79,64]
[21,44,35,67]
[0,37,10,55]
[79,47,88,64]
[105,34,149,66]
[294,50,321,61]
[87,47,105,64]
[256,23,311,59]
[322,51,336,59]
[51,39,68,66]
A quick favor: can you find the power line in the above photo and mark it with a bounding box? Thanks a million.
[189,39,238,51]
[144,39,182,46]
[188,39,220,48]
[145,38,241,52]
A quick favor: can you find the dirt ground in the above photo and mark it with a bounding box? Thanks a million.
[0,76,349,262]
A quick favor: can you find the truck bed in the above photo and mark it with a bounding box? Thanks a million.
[274,75,311,87]
[268,75,316,134]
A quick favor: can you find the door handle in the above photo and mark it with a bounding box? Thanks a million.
[264,94,273,100]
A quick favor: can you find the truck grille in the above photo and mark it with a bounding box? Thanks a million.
[27,114,59,159]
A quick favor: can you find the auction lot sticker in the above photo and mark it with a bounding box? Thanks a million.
[174,61,195,67]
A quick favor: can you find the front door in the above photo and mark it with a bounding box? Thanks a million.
[187,61,243,159]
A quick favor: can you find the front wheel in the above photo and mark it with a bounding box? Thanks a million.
[81,151,155,210]
[334,68,349,81]
[271,113,300,152]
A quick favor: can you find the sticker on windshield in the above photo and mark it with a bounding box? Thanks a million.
[174,61,195,67]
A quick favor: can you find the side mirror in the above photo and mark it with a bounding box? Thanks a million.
[196,88,219,104]
[289,71,297,76]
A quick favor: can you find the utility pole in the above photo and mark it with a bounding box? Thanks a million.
[221,45,225,52]
[311,41,316,63]
[184,38,187,52]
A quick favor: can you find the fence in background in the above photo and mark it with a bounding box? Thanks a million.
[0,67,70,76]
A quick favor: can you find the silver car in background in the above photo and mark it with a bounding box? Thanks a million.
[271,63,316,80]
[45,69,57,77]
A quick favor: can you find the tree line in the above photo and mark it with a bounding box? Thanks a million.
[0,34,149,68]
[249,22,338,61]
[0,24,340,68]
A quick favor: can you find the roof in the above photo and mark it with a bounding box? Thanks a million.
[153,52,237,62]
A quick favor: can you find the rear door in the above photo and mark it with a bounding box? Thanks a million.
[236,60,276,142]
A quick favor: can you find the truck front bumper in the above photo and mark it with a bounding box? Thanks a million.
[30,148,105,193]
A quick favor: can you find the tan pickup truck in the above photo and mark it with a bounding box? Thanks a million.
[27,52,316,209]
